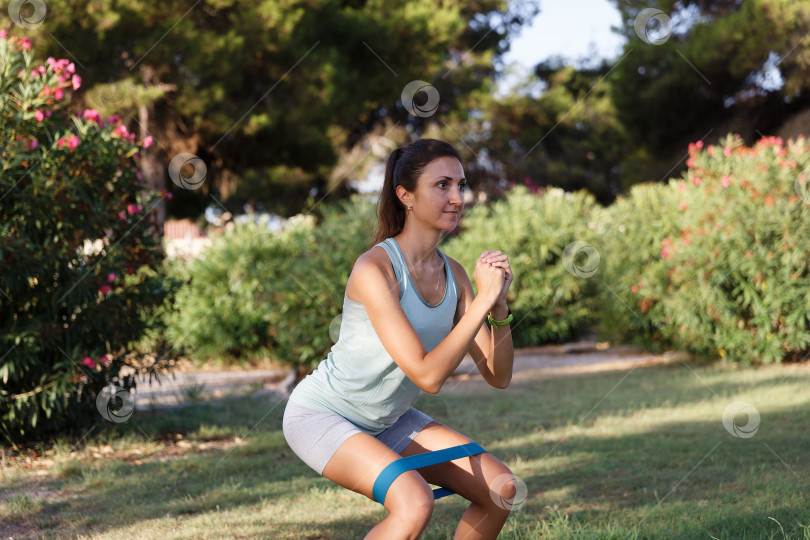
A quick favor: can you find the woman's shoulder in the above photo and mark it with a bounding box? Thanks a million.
[356,242,393,271]
[440,252,467,280]
[346,244,399,302]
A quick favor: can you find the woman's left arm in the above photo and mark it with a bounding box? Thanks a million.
[450,252,514,389]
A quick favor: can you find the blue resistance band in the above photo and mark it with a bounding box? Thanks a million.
[372,442,486,505]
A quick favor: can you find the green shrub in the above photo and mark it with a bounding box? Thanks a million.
[167,196,376,372]
[0,32,179,445]
[598,134,810,363]
[594,181,682,351]
[444,185,603,347]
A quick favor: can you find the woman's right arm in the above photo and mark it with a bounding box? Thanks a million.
[353,253,503,394]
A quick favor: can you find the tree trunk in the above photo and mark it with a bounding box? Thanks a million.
[138,103,166,232]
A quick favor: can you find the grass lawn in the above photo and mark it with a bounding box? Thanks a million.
[1,361,809,539]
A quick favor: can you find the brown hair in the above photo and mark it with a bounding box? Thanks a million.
[370,138,462,246]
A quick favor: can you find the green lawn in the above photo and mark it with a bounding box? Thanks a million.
[2,362,809,539]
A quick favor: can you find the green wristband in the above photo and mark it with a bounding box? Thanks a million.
[487,307,513,327]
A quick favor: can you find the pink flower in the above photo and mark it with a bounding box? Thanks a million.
[99,285,111,295]
[38,65,45,74]
[99,355,110,366]
[723,147,732,157]
[57,138,65,148]
[27,138,38,150]
[0,30,7,39]
[72,74,82,90]
[631,285,639,293]
[107,273,117,283]
[83,109,100,123]
[82,356,97,369]
[136,204,143,213]
[639,280,645,287]
[695,140,704,149]
[46,57,55,65]
[45,110,51,118]
[167,192,173,200]
[34,110,44,122]
[143,135,153,148]
[54,88,63,101]
[19,37,31,50]
[67,135,79,150]
[118,211,127,220]
[661,238,673,259]
[678,181,685,191]
[693,176,702,186]
[114,125,128,138]
[721,176,730,187]
[106,114,121,125]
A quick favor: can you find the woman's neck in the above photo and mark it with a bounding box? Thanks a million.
[394,228,443,270]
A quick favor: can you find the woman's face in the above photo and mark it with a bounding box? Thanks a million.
[405,156,466,231]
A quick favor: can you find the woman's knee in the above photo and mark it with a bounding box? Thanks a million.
[486,465,521,512]
[385,471,435,526]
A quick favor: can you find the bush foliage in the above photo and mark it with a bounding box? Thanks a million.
[0,32,178,445]
[444,185,603,348]
[598,134,810,363]
[166,134,809,369]
[167,197,377,372]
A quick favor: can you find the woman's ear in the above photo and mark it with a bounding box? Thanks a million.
[395,185,412,209]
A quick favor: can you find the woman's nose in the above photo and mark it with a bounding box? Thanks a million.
[449,186,463,205]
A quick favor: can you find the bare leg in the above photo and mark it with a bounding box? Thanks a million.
[400,422,518,540]
[321,432,435,540]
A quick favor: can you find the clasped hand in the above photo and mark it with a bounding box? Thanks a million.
[473,250,513,307]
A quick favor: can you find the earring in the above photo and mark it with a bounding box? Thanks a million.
[408,206,413,212]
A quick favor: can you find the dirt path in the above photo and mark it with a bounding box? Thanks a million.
[131,340,686,409]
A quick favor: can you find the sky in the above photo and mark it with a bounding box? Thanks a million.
[502,0,626,68]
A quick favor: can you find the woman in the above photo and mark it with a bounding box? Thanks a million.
[283,138,517,539]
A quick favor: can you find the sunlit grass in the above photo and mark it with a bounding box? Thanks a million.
[1,362,808,538]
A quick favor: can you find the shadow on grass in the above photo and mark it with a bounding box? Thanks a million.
[3,363,808,539]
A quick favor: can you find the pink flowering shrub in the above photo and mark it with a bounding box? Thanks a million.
[597,134,810,364]
[0,32,179,444]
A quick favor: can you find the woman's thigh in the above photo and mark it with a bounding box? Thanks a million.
[399,421,517,508]
[322,432,434,511]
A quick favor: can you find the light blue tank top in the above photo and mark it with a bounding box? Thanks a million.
[288,237,459,435]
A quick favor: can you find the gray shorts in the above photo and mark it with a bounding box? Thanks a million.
[282,400,435,475]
